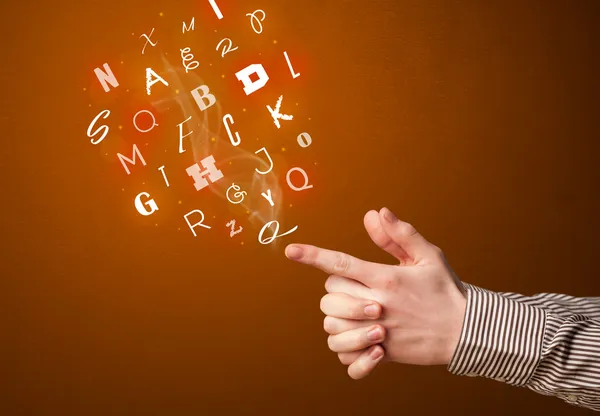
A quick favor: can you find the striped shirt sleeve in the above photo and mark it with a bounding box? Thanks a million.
[448,283,600,412]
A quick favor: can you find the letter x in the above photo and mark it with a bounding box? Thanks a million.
[140,28,158,55]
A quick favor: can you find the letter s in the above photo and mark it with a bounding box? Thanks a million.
[87,109,110,145]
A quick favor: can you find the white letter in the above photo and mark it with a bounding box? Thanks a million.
[261,189,274,206]
[258,221,298,245]
[134,192,159,216]
[216,38,239,57]
[180,47,199,73]
[182,17,195,33]
[191,85,217,111]
[94,63,119,92]
[87,109,110,145]
[235,64,269,95]
[226,183,247,204]
[158,165,170,187]
[140,28,158,55]
[223,114,241,146]
[283,51,301,79]
[117,144,147,175]
[178,116,193,153]
[297,132,312,148]
[146,68,169,95]
[246,10,266,34]
[266,95,293,129]
[186,155,224,191]
[208,0,223,19]
[184,209,211,237]
[254,147,273,175]
[286,167,313,191]
[133,110,158,133]
[226,219,243,238]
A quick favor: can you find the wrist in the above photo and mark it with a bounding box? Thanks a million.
[442,289,468,365]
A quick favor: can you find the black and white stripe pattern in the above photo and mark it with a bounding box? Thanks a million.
[448,284,600,411]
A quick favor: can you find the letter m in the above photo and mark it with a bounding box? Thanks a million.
[182,17,195,33]
[117,144,147,175]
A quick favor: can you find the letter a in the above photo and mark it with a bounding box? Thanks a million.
[117,143,147,175]
[235,64,269,95]
[94,63,119,92]
[146,68,169,95]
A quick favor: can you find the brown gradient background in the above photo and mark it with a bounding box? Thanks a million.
[1,0,599,415]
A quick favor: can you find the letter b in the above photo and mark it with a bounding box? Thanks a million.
[191,85,217,111]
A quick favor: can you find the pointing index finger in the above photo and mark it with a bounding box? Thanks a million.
[285,244,383,286]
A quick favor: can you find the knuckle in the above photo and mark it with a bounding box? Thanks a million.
[319,295,329,314]
[431,244,443,255]
[324,275,336,292]
[398,221,418,237]
[355,329,367,347]
[348,303,363,320]
[333,253,351,273]
[381,274,397,291]
[327,335,337,351]
[303,245,316,262]
[338,353,353,365]
[349,362,366,380]
[323,316,336,333]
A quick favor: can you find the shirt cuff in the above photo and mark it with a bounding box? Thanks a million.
[447,285,547,386]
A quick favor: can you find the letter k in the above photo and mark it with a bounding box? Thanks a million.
[266,95,294,129]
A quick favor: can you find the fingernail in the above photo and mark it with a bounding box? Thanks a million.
[367,326,383,342]
[370,346,384,360]
[382,208,397,223]
[364,303,380,318]
[285,245,304,260]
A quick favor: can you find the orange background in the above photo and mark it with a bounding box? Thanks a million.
[1,0,599,415]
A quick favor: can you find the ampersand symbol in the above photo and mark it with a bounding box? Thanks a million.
[226,183,247,204]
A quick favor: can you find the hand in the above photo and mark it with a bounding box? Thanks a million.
[285,207,468,378]
[317,282,388,380]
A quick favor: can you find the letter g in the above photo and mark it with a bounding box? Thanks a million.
[134,192,159,216]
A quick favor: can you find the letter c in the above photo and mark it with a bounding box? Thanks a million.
[223,114,241,146]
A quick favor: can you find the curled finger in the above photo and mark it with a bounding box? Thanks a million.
[347,345,385,380]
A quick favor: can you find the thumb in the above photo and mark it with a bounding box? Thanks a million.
[378,207,438,263]
[363,210,413,265]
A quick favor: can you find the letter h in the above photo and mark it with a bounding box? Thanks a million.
[186,155,224,191]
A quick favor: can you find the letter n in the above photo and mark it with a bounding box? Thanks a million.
[94,63,119,92]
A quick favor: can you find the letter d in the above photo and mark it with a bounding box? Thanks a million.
[235,64,269,95]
